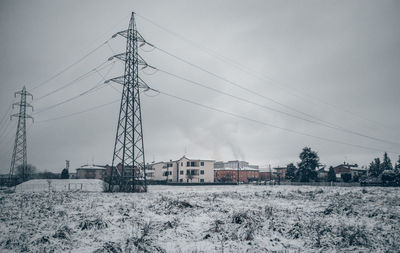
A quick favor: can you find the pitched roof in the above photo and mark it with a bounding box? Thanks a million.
[77,165,105,170]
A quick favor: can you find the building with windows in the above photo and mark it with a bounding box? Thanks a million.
[149,156,215,183]
[259,171,272,181]
[214,160,259,170]
[214,168,259,183]
[272,167,287,180]
[214,160,260,183]
[333,162,358,179]
[102,163,155,181]
[76,164,106,180]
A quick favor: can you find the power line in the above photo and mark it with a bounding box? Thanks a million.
[0,119,13,144]
[155,67,400,147]
[156,89,398,154]
[137,12,395,131]
[34,62,116,115]
[0,105,12,136]
[28,12,132,93]
[36,98,120,123]
[154,45,334,122]
[0,105,12,129]
[29,39,112,92]
[35,60,112,101]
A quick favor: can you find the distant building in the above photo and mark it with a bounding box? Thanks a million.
[148,162,169,181]
[214,160,259,170]
[333,162,358,180]
[214,160,260,183]
[273,167,287,180]
[259,171,272,181]
[214,168,259,183]
[350,167,367,179]
[149,156,215,183]
[317,167,328,180]
[103,163,154,181]
[76,165,106,180]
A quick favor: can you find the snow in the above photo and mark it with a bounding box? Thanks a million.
[14,179,105,192]
[214,167,259,171]
[0,185,399,252]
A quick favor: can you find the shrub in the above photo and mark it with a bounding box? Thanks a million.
[94,242,122,253]
[338,224,369,247]
[53,225,72,240]
[79,217,108,230]
[341,173,352,182]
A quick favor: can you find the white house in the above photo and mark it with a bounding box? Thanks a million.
[149,156,215,183]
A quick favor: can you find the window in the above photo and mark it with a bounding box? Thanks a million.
[180,179,183,182]
[201,162,204,166]
[200,179,204,183]
[186,170,190,175]
[169,171,172,175]
[200,170,204,175]
[180,170,183,175]
[167,163,173,168]
[191,162,195,167]
[187,162,190,167]
[181,162,183,166]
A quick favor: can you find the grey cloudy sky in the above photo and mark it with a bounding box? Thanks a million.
[0,0,399,173]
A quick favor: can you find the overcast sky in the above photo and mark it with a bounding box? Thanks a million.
[0,0,399,173]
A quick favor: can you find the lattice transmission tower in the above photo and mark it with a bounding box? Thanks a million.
[106,12,152,192]
[9,86,33,183]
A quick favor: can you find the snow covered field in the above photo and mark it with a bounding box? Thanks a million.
[0,184,399,252]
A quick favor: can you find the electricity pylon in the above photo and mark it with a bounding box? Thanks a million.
[106,12,152,192]
[9,86,33,184]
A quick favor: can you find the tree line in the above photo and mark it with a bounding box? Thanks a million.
[284,147,400,185]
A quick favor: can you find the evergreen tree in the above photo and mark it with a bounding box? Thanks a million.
[381,152,393,171]
[297,147,319,182]
[341,173,352,182]
[286,163,297,181]
[327,166,336,182]
[394,155,400,173]
[61,168,69,179]
[368,158,381,177]
[394,155,400,186]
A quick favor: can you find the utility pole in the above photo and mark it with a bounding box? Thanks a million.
[106,12,152,192]
[9,86,33,185]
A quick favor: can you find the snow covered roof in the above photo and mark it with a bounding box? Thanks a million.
[76,165,105,170]
[214,167,259,171]
[177,156,215,162]
[350,167,367,172]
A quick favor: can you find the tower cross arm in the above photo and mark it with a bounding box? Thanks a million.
[108,53,126,62]
[112,30,152,47]
[12,102,33,111]
[104,75,125,85]
[10,113,34,123]
[138,77,151,91]
[14,89,33,100]
[107,53,149,69]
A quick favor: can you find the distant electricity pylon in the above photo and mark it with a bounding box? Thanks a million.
[106,12,153,192]
[9,86,33,183]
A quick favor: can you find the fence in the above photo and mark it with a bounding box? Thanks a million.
[13,179,105,192]
[277,181,361,187]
